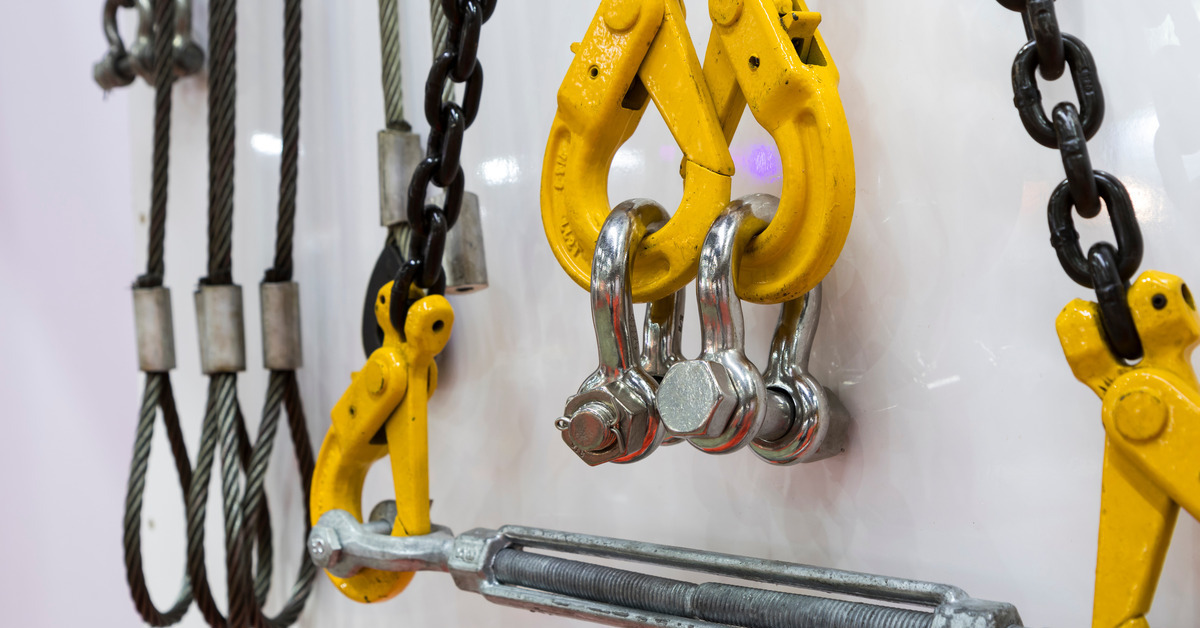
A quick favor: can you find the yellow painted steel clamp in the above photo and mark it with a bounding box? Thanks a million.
[541,0,854,304]
[700,0,855,303]
[541,0,734,304]
[1056,271,1200,628]
[309,283,453,603]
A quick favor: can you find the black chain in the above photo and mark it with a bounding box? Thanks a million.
[999,0,1145,361]
[393,0,495,326]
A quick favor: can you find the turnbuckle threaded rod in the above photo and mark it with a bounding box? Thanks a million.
[493,549,933,628]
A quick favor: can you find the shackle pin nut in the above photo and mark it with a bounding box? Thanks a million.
[260,281,303,370]
[195,284,247,374]
[133,286,176,372]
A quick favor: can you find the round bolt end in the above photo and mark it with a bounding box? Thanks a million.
[603,0,641,32]
[1114,390,1168,441]
[307,527,343,570]
[658,360,737,438]
[568,402,619,451]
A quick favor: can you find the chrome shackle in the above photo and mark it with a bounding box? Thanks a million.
[658,195,851,463]
[640,288,687,447]
[657,197,771,454]
[556,200,668,466]
[751,284,850,465]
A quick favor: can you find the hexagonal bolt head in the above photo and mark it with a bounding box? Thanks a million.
[307,526,343,570]
[567,401,619,452]
[658,360,737,439]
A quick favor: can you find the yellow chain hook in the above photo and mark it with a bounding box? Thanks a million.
[309,283,453,603]
[541,0,735,303]
[701,0,855,303]
[1056,271,1200,628]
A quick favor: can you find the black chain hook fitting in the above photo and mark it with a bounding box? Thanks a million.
[1089,243,1143,362]
[1052,103,1100,218]
[1047,170,1143,288]
[400,0,491,290]
[998,0,1147,358]
[1012,34,1104,149]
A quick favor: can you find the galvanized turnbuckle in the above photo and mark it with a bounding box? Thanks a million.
[657,195,851,463]
[308,511,1027,628]
[1056,271,1200,628]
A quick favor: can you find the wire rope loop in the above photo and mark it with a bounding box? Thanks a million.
[1026,0,1064,80]
[1052,102,1100,219]
[451,1,482,82]
[1012,33,1104,148]
[124,374,194,626]
[1088,243,1143,361]
[1047,170,1143,288]
[236,372,318,628]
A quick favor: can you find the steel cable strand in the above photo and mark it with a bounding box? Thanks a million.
[187,378,275,628]
[235,0,317,622]
[239,372,317,628]
[123,0,197,624]
[430,0,454,102]
[124,373,194,625]
[378,0,406,129]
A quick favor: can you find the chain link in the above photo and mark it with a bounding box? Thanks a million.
[394,0,494,322]
[998,0,1146,361]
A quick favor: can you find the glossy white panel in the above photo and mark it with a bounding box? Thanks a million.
[2,1,1199,627]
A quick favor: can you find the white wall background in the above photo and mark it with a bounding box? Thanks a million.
[1,1,1198,626]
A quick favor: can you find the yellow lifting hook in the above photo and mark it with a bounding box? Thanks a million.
[541,0,855,304]
[1056,271,1200,628]
[309,282,453,603]
[700,0,855,303]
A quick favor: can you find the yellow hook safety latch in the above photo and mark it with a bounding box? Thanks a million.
[700,0,855,303]
[1056,271,1200,628]
[309,283,453,603]
[541,0,735,303]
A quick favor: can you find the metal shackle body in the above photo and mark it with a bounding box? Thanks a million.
[558,199,668,465]
[751,284,851,465]
[1056,271,1200,628]
[657,197,771,453]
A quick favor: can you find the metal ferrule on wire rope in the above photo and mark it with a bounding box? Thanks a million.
[134,286,176,372]
[195,284,247,374]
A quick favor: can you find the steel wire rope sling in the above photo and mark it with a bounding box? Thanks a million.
[180,0,317,625]
[994,2,1200,627]
[118,0,205,624]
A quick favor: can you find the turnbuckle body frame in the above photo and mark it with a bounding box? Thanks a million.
[309,509,1025,628]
